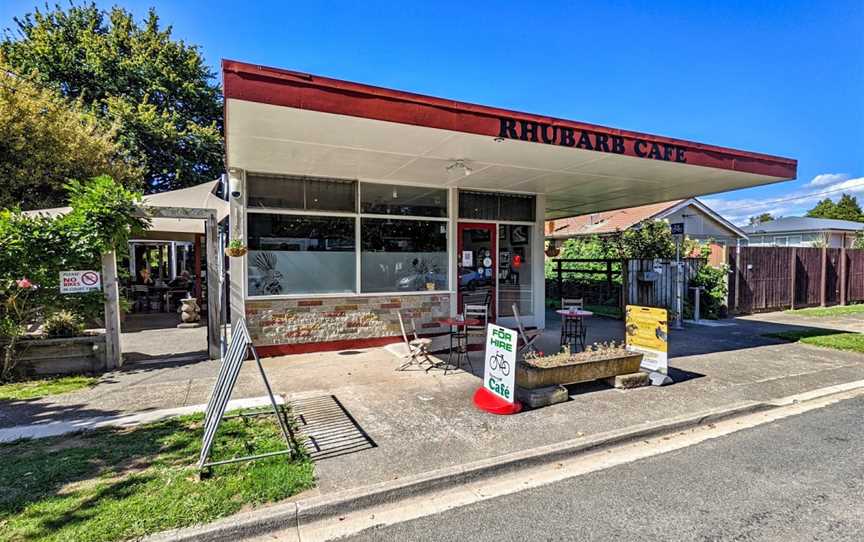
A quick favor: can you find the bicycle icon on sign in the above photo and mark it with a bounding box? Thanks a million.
[489,352,511,376]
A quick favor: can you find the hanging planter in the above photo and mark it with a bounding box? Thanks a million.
[226,239,248,258]
[544,243,561,258]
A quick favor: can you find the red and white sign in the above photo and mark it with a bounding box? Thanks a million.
[60,271,102,293]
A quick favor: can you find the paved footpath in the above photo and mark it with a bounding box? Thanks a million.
[1,312,863,499]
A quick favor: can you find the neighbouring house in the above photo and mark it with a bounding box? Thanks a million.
[742,217,864,248]
[545,198,747,249]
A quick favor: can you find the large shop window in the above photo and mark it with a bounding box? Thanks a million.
[247,174,356,212]
[361,218,448,293]
[361,183,447,217]
[458,191,535,222]
[247,214,356,295]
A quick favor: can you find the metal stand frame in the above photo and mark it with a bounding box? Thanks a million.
[198,320,299,475]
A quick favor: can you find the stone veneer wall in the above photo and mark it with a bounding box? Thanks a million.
[246,294,451,347]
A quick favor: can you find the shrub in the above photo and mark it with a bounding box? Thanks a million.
[43,310,85,338]
[688,264,729,319]
[0,176,148,381]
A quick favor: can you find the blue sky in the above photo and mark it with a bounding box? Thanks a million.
[3,1,862,223]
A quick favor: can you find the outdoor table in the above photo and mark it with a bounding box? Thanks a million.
[439,317,481,372]
[556,309,593,352]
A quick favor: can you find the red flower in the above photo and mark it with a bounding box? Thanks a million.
[16,278,32,289]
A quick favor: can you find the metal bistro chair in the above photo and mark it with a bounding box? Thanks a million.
[460,303,488,370]
[396,311,434,371]
[560,297,587,351]
[512,303,543,357]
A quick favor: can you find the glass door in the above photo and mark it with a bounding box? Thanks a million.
[457,222,496,320]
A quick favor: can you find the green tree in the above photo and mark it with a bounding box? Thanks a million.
[748,213,774,226]
[806,194,863,222]
[0,60,142,209]
[1,2,223,194]
[619,220,676,259]
[854,232,864,250]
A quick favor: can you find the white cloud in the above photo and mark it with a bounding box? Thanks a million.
[807,173,848,187]
[704,173,864,226]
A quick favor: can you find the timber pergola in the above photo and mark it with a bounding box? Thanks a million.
[102,205,223,368]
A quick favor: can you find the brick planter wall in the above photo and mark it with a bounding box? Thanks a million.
[246,294,451,353]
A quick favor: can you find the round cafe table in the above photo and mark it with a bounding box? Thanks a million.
[556,309,593,352]
[439,317,481,373]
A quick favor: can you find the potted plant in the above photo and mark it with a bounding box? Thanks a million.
[226,239,248,258]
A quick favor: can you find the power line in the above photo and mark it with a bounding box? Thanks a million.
[712,182,864,214]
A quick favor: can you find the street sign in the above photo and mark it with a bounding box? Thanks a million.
[624,305,668,374]
[670,222,685,235]
[60,270,101,293]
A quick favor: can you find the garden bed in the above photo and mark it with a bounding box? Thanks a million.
[5,333,107,377]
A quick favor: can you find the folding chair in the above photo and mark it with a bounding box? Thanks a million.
[512,303,543,356]
[396,311,434,371]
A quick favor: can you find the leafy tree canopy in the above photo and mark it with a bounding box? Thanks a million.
[0,59,142,209]
[806,194,863,222]
[1,2,223,194]
[748,213,774,226]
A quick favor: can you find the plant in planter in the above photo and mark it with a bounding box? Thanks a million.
[518,341,644,389]
[42,310,85,339]
[226,239,248,257]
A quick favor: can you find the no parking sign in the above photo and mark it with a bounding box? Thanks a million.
[60,270,102,293]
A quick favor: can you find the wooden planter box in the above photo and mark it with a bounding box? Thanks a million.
[7,335,107,377]
[517,352,643,389]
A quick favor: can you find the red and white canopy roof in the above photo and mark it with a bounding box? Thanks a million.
[223,60,796,219]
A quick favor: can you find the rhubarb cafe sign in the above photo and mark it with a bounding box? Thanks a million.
[498,117,688,163]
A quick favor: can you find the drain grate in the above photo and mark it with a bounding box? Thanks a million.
[291,395,376,461]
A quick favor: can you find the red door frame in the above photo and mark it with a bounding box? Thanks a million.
[457,222,496,320]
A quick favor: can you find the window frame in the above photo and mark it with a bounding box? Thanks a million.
[244,176,452,299]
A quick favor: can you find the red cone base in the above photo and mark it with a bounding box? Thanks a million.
[472,387,522,415]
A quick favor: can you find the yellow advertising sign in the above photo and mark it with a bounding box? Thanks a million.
[625,305,668,373]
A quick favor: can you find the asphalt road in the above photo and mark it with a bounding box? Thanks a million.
[344,396,864,541]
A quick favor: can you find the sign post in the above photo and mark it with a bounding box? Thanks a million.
[670,222,685,330]
[472,323,522,415]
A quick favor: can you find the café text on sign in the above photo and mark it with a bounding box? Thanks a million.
[483,323,517,403]
[60,271,102,294]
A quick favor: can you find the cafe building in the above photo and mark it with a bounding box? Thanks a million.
[222,59,796,356]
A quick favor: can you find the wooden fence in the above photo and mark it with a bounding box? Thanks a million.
[547,259,623,309]
[729,246,864,313]
[625,258,705,315]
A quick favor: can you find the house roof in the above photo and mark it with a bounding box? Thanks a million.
[546,200,682,238]
[546,197,748,240]
[22,180,228,235]
[742,216,864,234]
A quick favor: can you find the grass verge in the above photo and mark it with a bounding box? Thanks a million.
[0,410,314,542]
[0,375,99,401]
[783,304,864,318]
[764,329,864,354]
